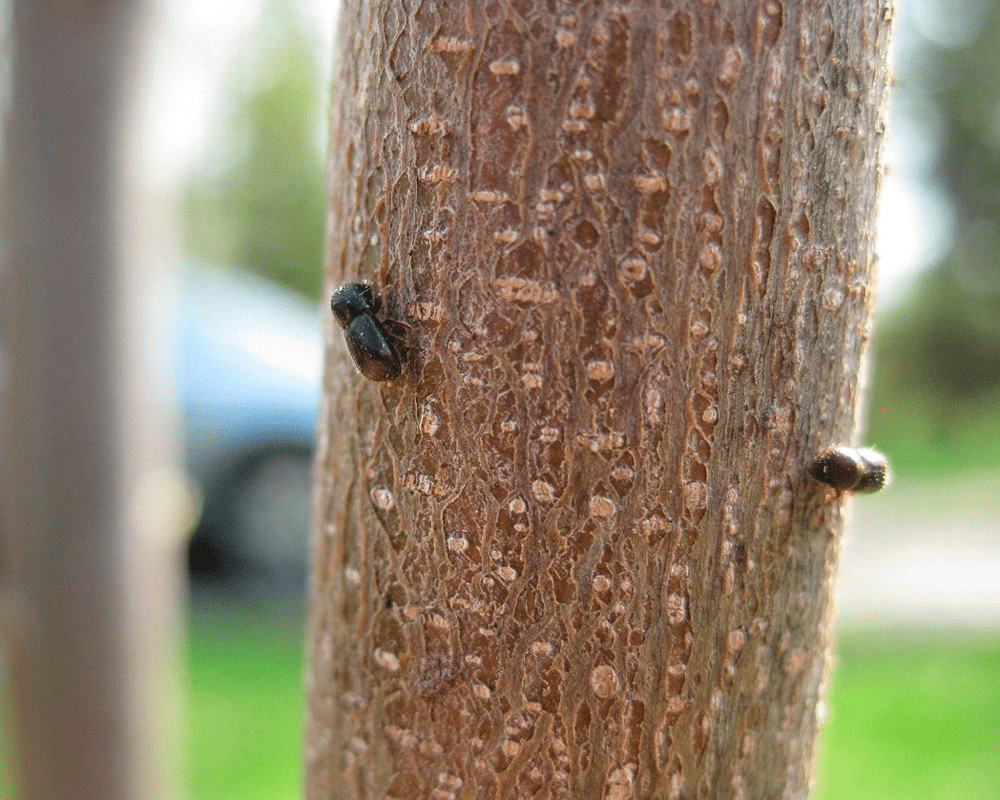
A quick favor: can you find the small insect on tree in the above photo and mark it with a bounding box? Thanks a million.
[306,2,893,797]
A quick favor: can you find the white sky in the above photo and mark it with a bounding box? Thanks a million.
[143,0,336,182]
[144,0,951,310]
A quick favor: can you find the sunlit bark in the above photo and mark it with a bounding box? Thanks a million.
[306,2,892,797]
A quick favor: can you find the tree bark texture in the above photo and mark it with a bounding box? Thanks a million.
[306,2,892,798]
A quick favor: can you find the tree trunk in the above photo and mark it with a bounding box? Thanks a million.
[2,2,184,800]
[306,2,892,797]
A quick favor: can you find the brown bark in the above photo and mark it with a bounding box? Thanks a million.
[306,2,892,798]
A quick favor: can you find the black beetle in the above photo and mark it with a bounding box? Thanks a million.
[330,283,402,382]
[809,446,889,494]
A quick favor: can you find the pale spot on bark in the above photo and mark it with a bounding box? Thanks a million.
[589,664,620,698]
[683,481,708,511]
[531,480,556,502]
[556,28,576,47]
[662,107,692,132]
[589,495,617,518]
[372,486,395,510]
[699,242,722,272]
[718,46,743,86]
[469,190,511,203]
[540,426,560,443]
[374,649,400,672]
[409,116,447,135]
[620,257,648,282]
[421,409,441,435]
[665,695,689,713]
[586,360,615,381]
[473,683,491,699]
[633,173,667,193]
[489,59,520,75]
[666,593,687,624]
[420,164,457,185]
[501,740,521,757]
[429,36,472,53]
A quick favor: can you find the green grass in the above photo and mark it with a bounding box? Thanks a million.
[1,674,12,799]
[184,616,1000,800]
[815,631,1000,800]
[4,617,997,799]
[186,604,306,800]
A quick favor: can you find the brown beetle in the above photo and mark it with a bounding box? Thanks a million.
[331,283,402,382]
[809,446,889,494]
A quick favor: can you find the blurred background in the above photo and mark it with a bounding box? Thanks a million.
[1,0,998,798]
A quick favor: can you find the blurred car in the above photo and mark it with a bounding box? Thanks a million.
[179,263,322,592]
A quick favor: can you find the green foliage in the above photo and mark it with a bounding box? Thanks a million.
[183,0,326,299]
[868,261,1000,476]
[868,2,1000,475]
[876,264,1000,403]
[922,2,1000,224]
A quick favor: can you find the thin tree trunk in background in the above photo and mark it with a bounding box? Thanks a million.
[307,2,892,797]
[2,2,183,800]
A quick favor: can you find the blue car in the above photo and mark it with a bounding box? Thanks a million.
[180,264,322,591]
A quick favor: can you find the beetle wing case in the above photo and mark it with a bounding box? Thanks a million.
[345,314,402,381]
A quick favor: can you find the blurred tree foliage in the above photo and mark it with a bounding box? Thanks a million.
[183,0,326,299]
[867,1,1000,473]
